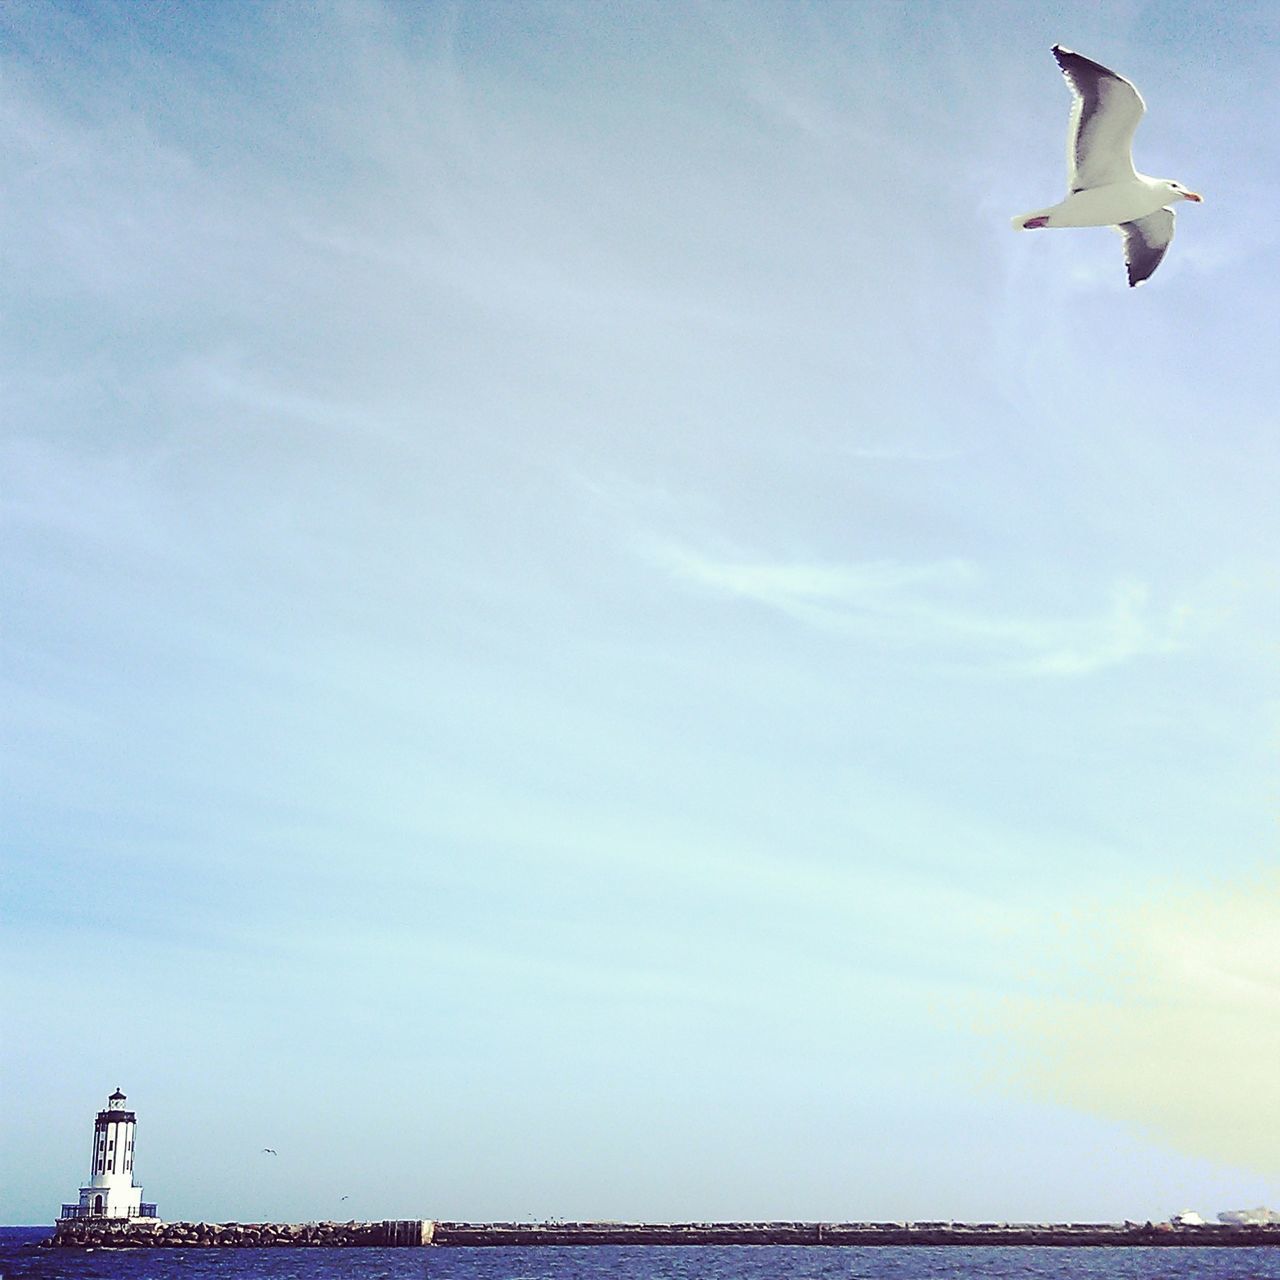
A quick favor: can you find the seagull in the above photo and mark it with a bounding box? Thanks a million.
[261,1148,277,1155]
[1013,45,1202,286]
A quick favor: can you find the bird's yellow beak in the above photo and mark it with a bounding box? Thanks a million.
[1183,190,1203,202]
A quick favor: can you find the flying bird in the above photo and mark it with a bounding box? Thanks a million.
[1013,45,1202,286]
[261,1148,277,1155]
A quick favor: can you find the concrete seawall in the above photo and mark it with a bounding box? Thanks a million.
[433,1222,1280,1247]
[45,1218,1280,1248]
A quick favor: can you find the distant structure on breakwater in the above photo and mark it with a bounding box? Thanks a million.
[45,1218,1280,1249]
[1220,1206,1280,1225]
[59,1090,157,1223]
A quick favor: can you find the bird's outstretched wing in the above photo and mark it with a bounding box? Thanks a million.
[1053,45,1145,192]
[1117,208,1175,287]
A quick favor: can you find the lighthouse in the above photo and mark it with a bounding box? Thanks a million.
[61,1090,158,1221]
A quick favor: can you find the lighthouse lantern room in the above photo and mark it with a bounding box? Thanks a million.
[60,1090,158,1220]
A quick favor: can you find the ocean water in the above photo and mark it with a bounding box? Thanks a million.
[7,1228,1280,1280]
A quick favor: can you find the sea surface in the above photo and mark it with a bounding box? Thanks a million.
[8,1228,1280,1280]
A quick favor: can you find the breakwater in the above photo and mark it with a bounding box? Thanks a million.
[44,1218,1280,1248]
[432,1222,1280,1247]
[47,1219,432,1247]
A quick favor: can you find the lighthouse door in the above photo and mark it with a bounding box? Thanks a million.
[93,1194,103,1215]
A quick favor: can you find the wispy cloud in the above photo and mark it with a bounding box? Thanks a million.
[649,542,1189,676]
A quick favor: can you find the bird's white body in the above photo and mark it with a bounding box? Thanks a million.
[1014,176,1190,230]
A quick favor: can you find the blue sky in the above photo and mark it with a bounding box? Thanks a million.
[4,0,1280,1226]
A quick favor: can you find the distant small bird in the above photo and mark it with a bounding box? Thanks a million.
[1013,45,1203,286]
[261,1148,277,1155]
[341,1195,349,1201]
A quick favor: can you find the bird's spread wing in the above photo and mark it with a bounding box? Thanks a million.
[1117,208,1175,287]
[1053,45,1144,192]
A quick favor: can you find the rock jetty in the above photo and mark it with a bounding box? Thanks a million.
[45,1218,1280,1249]
[47,1218,431,1247]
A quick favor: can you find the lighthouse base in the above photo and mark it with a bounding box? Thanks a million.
[60,1202,159,1221]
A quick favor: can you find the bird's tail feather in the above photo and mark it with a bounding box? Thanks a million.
[1012,210,1053,230]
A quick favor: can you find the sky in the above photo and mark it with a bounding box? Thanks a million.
[4,0,1280,1228]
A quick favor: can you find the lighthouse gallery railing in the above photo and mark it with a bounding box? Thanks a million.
[61,1203,158,1220]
